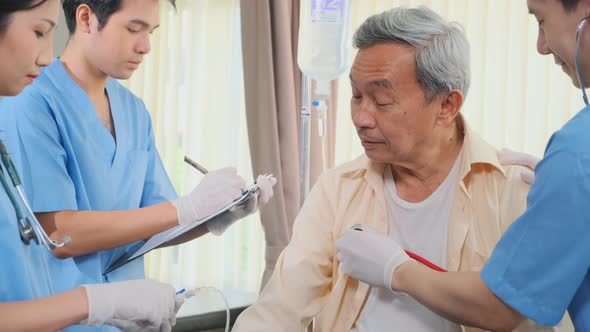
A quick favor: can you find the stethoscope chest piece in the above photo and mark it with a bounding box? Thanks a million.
[18,217,38,246]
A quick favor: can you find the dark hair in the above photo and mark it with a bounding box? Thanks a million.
[0,0,48,35]
[560,0,581,12]
[63,0,176,34]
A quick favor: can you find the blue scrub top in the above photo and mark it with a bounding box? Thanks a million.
[481,106,590,329]
[0,59,177,331]
[0,166,55,303]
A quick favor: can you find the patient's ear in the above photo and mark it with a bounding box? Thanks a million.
[436,90,463,128]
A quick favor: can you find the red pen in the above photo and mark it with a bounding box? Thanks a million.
[404,249,447,272]
[350,224,448,273]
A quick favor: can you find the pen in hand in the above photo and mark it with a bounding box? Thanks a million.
[183,155,248,195]
[184,156,208,175]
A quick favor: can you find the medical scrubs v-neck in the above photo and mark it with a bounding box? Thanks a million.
[0,59,176,315]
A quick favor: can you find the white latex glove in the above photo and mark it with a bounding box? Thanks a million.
[336,226,409,290]
[206,174,277,235]
[256,174,277,205]
[81,279,179,332]
[172,167,246,227]
[497,148,541,185]
[106,319,172,332]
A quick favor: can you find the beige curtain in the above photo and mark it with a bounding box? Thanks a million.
[240,0,301,287]
[240,0,339,287]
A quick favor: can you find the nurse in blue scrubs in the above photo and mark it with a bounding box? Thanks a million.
[0,0,274,330]
[0,1,183,331]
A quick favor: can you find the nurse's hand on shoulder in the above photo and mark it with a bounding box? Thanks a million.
[497,148,540,185]
[336,226,409,291]
[172,167,246,227]
[81,279,183,332]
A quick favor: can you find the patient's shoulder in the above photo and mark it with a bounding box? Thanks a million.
[322,154,373,179]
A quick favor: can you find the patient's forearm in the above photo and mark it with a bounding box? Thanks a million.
[395,261,525,331]
[36,202,178,259]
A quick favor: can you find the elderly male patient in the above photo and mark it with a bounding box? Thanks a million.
[233,6,541,332]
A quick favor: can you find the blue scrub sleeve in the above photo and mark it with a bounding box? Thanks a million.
[11,93,78,212]
[139,116,177,207]
[481,149,590,326]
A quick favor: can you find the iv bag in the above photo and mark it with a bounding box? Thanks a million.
[297,0,352,81]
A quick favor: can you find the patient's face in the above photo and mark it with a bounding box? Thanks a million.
[350,43,442,164]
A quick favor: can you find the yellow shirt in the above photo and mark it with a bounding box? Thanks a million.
[234,125,540,332]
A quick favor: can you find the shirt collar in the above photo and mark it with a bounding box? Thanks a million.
[341,115,506,183]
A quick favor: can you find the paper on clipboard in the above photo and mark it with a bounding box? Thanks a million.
[104,183,259,275]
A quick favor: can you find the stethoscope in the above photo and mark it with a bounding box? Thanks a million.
[0,140,70,251]
[576,16,589,106]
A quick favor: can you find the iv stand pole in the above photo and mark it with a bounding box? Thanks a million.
[299,74,312,204]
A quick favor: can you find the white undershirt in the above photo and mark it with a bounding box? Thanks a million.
[352,154,462,332]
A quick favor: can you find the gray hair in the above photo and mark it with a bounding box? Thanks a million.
[353,6,470,100]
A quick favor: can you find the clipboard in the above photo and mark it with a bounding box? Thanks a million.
[103,183,259,275]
